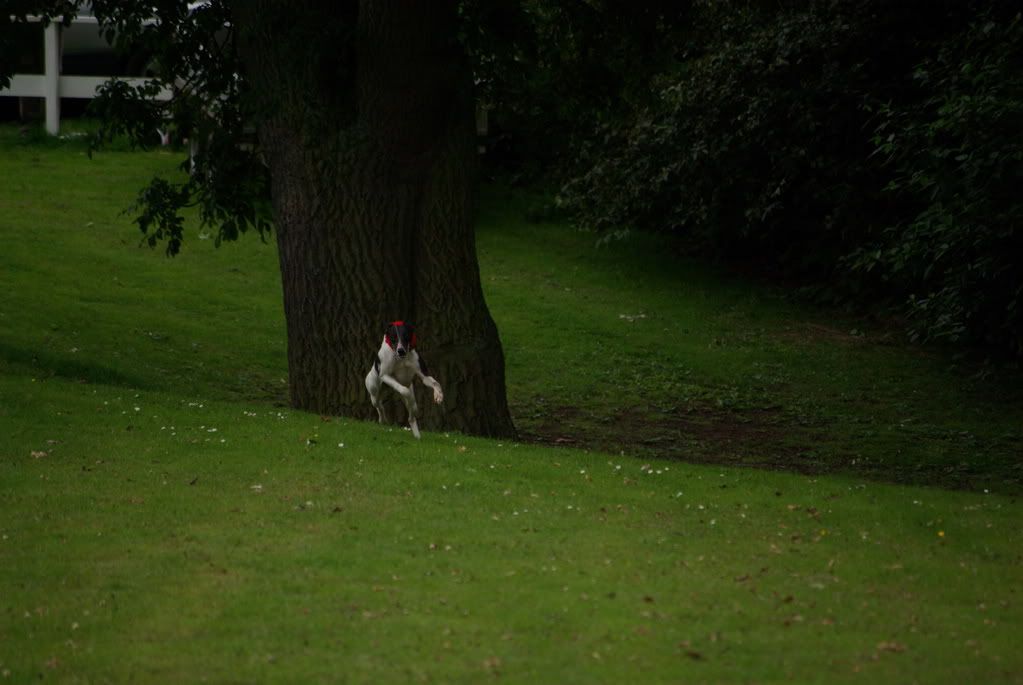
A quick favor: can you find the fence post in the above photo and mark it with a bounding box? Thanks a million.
[43,22,60,134]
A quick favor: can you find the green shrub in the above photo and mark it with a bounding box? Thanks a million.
[558,1,1023,355]
[560,2,905,273]
[853,13,1023,353]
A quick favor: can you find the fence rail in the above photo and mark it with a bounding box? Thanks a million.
[1,19,170,134]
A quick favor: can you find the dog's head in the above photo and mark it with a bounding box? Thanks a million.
[384,320,416,358]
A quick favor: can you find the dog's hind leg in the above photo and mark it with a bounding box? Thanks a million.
[365,366,384,423]
[381,374,420,439]
[399,386,421,439]
[398,387,422,439]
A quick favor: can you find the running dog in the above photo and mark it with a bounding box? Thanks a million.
[365,321,444,438]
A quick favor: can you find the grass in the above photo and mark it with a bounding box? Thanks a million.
[480,187,1023,492]
[1,123,1022,683]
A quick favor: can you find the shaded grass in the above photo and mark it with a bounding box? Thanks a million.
[0,124,286,404]
[478,186,1023,492]
[1,125,1022,683]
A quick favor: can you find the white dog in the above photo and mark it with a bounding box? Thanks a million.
[365,321,443,438]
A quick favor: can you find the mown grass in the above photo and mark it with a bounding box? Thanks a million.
[1,124,1022,683]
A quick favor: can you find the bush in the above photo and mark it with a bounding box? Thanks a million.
[558,1,1023,356]
[853,13,1023,353]
[560,2,900,269]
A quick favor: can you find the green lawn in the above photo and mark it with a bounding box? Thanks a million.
[1,125,1021,683]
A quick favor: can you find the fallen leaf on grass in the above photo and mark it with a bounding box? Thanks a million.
[877,641,906,653]
[31,451,48,459]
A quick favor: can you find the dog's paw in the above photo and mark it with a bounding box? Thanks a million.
[433,388,444,404]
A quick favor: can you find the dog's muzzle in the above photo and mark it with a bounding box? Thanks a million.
[397,348,407,358]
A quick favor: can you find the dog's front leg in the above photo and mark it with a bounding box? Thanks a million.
[414,354,444,404]
[381,374,421,439]
[420,375,444,405]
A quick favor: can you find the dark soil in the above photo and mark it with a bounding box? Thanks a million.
[514,403,1022,493]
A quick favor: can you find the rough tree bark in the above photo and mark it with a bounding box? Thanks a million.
[234,0,515,437]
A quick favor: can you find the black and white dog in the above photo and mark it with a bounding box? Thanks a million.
[365,320,444,439]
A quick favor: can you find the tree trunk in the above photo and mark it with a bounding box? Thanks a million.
[234,0,515,437]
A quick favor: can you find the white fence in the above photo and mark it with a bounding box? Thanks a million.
[1,16,170,134]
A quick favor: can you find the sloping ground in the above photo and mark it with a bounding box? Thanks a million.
[0,127,1021,683]
[4,372,1022,684]
[477,187,1023,493]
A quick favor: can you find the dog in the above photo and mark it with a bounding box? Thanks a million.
[365,321,444,439]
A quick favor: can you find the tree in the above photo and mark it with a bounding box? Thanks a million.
[462,0,696,177]
[6,0,516,436]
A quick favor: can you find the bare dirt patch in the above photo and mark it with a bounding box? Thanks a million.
[515,401,1022,492]
[774,322,872,346]
[517,403,831,475]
